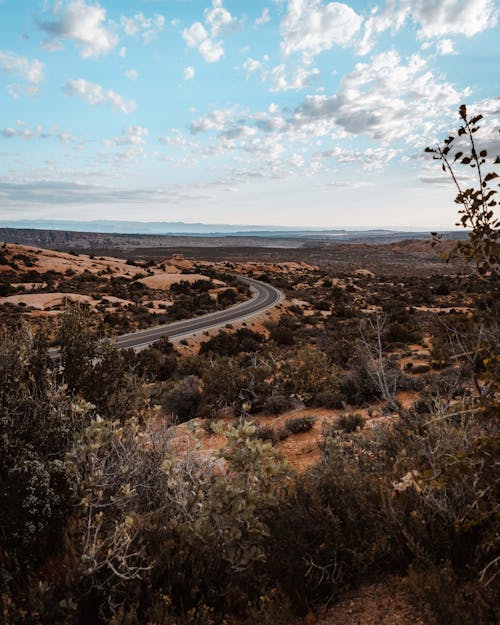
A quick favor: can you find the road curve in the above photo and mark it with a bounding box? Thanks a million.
[50,276,282,358]
[115,276,282,351]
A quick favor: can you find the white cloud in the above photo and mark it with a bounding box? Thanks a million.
[293,51,470,142]
[219,125,257,142]
[281,0,362,60]
[2,128,17,138]
[110,126,149,146]
[411,0,498,39]
[243,57,261,75]
[184,66,195,80]
[204,0,236,37]
[198,38,224,62]
[1,124,75,142]
[159,129,193,148]
[124,68,139,81]
[59,131,76,143]
[188,49,473,179]
[182,0,235,63]
[255,8,271,26]
[183,22,208,48]
[190,108,237,134]
[120,12,165,44]
[436,39,456,55]
[37,0,118,58]
[62,79,136,114]
[312,145,400,169]
[0,51,44,97]
[265,63,320,92]
[358,0,498,55]
[182,21,224,62]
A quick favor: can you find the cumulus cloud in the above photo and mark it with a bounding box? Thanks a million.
[111,126,149,146]
[182,0,236,63]
[62,79,136,114]
[281,0,362,60]
[219,125,256,142]
[187,48,473,181]
[293,51,470,142]
[37,0,118,58]
[182,22,223,62]
[255,8,271,26]
[0,51,44,97]
[190,108,237,134]
[124,68,139,81]
[120,12,165,44]
[204,0,236,36]
[358,0,498,55]
[435,39,457,55]
[184,66,195,80]
[411,0,498,39]
[265,63,320,92]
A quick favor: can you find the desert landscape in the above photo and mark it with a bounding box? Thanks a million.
[1,1,499,624]
[2,208,498,624]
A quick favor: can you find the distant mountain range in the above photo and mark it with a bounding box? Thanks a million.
[0,219,454,237]
[0,222,468,251]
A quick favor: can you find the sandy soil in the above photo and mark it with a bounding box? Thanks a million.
[138,273,212,290]
[3,244,198,281]
[0,292,133,310]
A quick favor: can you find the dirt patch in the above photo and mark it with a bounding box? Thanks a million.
[308,576,425,625]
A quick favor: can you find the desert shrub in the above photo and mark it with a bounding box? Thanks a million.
[404,564,499,625]
[0,280,14,296]
[136,341,177,382]
[281,349,339,404]
[335,413,365,433]
[201,356,271,415]
[85,343,149,421]
[66,420,291,622]
[253,424,290,445]
[386,413,499,577]
[339,366,379,406]
[59,304,100,395]
[162,375,202,422]
[59,305,148,420]
[268,321,295,346]
[312,390,345,409]
[199,328,265,356]
[262,394,293,415]
[217,288,237,306]
[284,416,315,434]
[0,325,93,565]
[266,432,390,614]
[386,320,421,345]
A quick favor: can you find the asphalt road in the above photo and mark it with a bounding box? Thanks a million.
[50,276,282,357]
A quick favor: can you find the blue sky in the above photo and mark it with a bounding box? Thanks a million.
[0,0,499,228]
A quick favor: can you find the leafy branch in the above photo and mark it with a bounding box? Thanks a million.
[426,104,499,277]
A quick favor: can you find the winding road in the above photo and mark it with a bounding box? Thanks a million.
[50,276,282,357]
[116,276,282,350]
